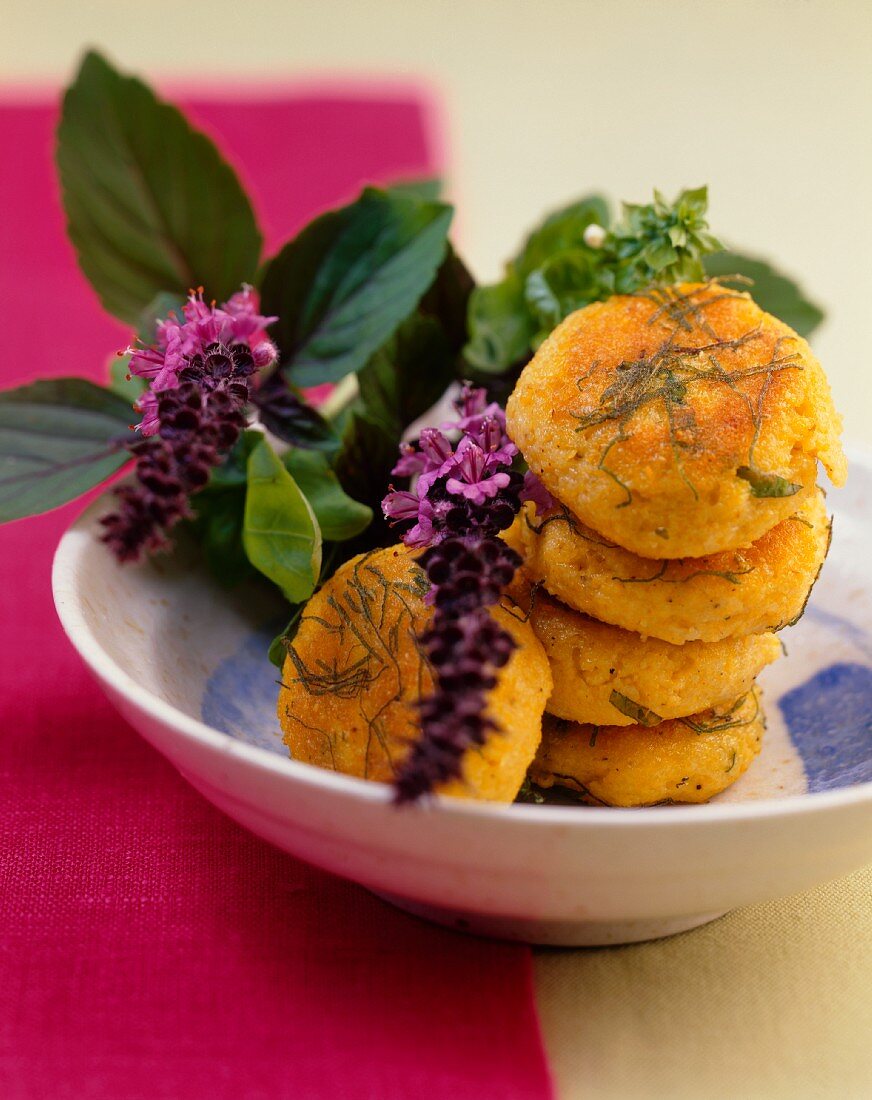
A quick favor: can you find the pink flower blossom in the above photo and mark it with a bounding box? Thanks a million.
[443,437,511,503]
[392,443,428,478]
[126,286,276,433]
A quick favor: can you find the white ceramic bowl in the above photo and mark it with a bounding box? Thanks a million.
[52,447,872,946]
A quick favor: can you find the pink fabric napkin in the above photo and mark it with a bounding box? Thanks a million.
[0,95,553,1099]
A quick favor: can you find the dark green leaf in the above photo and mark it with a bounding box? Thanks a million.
[418,244,476,354]
[0,378,136,521]
[609,690,663,726]
[57,50,262,324]
[464,273,535,374]
[108,355,147,401]
[242,438,321,601]
[282,448,372,541]
[188,488,255,584]
[260,186,453,387]
[357,313,454,436]
[333,311,455,520]
[463,195,609,374]
[388,178,443,202]
[253,376,339,453]
[333,409,400,519]
[736,465,802,498]
[703,251,825,338]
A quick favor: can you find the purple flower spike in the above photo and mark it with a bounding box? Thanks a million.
[102,285,277,562]
[382,380,535,803]
[393,535,523,803]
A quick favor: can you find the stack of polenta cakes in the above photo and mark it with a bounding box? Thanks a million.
[504,282,846,806]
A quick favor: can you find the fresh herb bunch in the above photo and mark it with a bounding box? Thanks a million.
[465,189,824,377]
[0,49,828,800]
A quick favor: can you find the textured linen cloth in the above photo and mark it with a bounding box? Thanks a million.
[536,868,872,1099]
[0,97,554,1100]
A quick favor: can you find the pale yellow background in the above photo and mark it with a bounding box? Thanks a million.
[4,1,871,1096]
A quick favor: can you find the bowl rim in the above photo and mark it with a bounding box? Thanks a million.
[52,449,872,830]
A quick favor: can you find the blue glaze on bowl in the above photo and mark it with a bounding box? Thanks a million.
[778,663,872,791]
[201,627,286,753]
[201,583,872,798]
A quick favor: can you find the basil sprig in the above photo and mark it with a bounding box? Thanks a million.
[463,187,824,376]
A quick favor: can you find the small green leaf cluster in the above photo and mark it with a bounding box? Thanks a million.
[605,187,722,292]
[464,187,824,376]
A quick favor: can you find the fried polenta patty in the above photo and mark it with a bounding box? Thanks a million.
[506,283,846,558]
[530,690,764,806]
[509,581,781,725]
[277,545,552,802]
[503,487,830,644]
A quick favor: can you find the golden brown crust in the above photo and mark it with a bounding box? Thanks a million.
[277,545,552,802]
[506,283,846,558]
[503,487,830,644]
[530,689,765,806]
[508,579,781,725]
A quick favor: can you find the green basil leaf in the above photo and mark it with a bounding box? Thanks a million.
[243,438,321,601]
[333,409,400,521]
[388,178,443,202]
[260,186,453,387]
[525,250,601,347]
[464,273,536,374]
[464,195,609,374]
[516,195,611,275]
[188,488,255,585]
[282,448,372,541]
[703,251,825,338]
[57,50,262,324]
[609,187,722,292]
[0,378,136,521]
[736,465,802,498]
[357,313,454,437]
[609,690,663,727]
[253,376,340,453]
[418,244,476,354]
